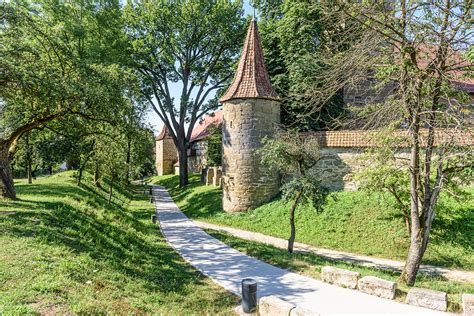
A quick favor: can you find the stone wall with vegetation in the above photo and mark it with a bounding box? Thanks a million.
[305,131,413,191]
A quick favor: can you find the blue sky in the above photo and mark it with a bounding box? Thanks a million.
[146,0,255,134]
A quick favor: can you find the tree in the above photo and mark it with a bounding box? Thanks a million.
[124,0,246,187]
[258,131,328,253]
[255,0,347,130]
[310,1,473,285]
[90,129,128,203]
[0,0,130,199]
[204,126,222,167]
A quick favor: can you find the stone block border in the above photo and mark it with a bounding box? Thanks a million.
[405,288,447,311]
[258,296,317,316]
[358,276,397,300]
[462,293,474,316]
[319,265,474,314]
[321,266,360,289]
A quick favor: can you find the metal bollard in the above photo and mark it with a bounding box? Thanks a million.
[241,278,257,313]
[149,187,152,195]
[150,197,154,204]
[151,214,157,224]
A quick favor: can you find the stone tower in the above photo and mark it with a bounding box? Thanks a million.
[220,20,281,213]
[155,126,178,176]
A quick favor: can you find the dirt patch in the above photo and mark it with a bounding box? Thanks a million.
[0,211,17,216]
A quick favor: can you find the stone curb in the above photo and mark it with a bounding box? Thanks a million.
[405,287,447,311]
[462,293,474,316]
[358,276,397,300]
[258,296,318,316]
[321,266,360,289]
[319,265,471,314]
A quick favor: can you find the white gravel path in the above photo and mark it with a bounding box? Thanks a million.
[193,221,474,284]
[153,185,449,315]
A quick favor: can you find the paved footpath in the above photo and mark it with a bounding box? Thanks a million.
[194,221,474,284]
[153,185,447,315]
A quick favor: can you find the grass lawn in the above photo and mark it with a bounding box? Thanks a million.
[0,171,237,315]
[205,229,473,311]
[151,174,473,271]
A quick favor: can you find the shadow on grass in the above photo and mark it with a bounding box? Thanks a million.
[0,178,233,299]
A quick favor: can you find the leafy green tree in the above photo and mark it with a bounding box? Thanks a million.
[124,0,246,187]
[255,0,346,130]
[205,126,222,167]
[312,1,473,285]
[0,0,131,199]
[258,131,328,253]
[90,130,128,203]
[11,132,40,183]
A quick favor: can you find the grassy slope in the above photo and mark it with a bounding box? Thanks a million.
[152,174,473,270]
[0,172,236,315]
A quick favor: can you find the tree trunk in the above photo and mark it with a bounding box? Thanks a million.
[93,168,101,187]
[26,134,32,184]
[126,138,131,183]
[27,159,33,184]
[78,168,84,185]
[0,141,16,199]
[108,179,113,204]
[400,228,426,286]
[288,191,302,253]
[401,114,423,286]
[178,146,189,188]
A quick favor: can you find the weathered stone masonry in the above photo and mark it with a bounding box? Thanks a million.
[222,99,280,212]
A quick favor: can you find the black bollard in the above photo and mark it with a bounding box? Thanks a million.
[149,187,152,195]
[241,278,257,313]
[150,197,154,204]
[151,214,157,224]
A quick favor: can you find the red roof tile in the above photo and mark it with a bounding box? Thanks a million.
[302,129,473,148]
[190,110,223,143]
[220,20,279,102]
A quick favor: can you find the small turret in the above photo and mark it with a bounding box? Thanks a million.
[155,126,178,176]
[220,20,281,212]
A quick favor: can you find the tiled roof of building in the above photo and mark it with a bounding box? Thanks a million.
[190,110,223,143]
[220,20,279,102]
[395,44,474,94]
[156,111,223,143]
[303,129,473,148]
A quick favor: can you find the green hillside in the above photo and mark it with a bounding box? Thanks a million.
[152,174,474,270]
[0,172,236,314]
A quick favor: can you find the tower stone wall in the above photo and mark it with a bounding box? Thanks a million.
[155,136,177,176]
[222,99,280,212]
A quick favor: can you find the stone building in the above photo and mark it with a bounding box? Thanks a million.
[155,127,177,176]
[219,20,281,213]
[344,45,474,109]
[155,111,222,176]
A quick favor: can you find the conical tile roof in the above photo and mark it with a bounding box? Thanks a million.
[220,20,280,102]
[156,126,172,140]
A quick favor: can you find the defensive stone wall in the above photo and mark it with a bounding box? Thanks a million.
[222,98,280,212]
[305,129,472,191]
